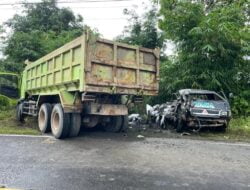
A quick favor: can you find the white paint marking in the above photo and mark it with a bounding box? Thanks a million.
[0,134,52,138]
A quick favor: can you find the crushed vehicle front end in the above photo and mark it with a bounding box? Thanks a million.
[179,89,231,130]
[187,105,231,129]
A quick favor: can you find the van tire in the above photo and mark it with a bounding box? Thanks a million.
[38,103,52,133]
[51,104,70,139]
[69,113,81,137]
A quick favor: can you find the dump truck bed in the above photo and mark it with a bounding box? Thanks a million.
[21,33,160,98]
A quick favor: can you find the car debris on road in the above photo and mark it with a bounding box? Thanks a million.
[146,103,176,129]
[128,114,142,126]
[129,89,232,133]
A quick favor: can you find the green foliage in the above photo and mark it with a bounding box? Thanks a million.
[2,0,85,71]
[231,90,250,117]
[0,95,11,110]
[4,29,83,64]
[116,5,164,49]
[6,0,83,33]
[156,0,249,115]
[0,95,17,110]
[0,59,23,73]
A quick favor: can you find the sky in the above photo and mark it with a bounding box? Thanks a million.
[0,0,152,37]
[0,0,173,58]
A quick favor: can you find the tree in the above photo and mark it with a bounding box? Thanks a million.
[2,0,85,71]
[0,25,4,58]
[116,5,164,49]
[157,0,249,115]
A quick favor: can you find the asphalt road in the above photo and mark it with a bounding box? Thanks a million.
[0,132,250,190]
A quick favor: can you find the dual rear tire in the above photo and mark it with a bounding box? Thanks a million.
[38,104,52,133]
[38,103,128,138]
[38,104,81,139]
[50,104,71,139]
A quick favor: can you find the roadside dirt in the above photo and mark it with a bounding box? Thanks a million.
[0,109,249,142]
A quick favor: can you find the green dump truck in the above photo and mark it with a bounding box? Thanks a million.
[16,32,160,139]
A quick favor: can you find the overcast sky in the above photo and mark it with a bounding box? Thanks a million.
[0,0,173,57]
[0,0,152,39]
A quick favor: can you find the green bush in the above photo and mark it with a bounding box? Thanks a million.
[229,117,250,139]
[231,90,250,117]
[0,95,11,109]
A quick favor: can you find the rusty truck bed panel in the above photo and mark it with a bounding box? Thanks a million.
[22,33,159,98]
[85,38,159,95]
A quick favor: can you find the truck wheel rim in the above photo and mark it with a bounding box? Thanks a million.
[39,109,45,129]
[52,112,60,133]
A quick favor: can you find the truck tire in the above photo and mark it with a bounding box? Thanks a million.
[120,115,128,132]
[38,103,52,133]
[69,113,81,137]
[51,104,70,139]
[16,103,25,122]
[103,116,122,133]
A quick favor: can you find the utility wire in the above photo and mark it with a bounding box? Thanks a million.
[0,0,134,21]
[0,0,135,6]
[0,5,134,9]
[84,17,127,20]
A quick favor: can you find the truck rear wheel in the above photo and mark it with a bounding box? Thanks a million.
[120,115,128,132]
[51,104,70,139]
[38,103,52,133]
[103,116,122,133]
[69,113,81,137]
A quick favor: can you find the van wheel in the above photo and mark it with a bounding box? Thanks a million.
[16,103,25,122]
[51,104,70,139]
[69,113,81,137]
[103,116,122,133]
[38,103,52,133]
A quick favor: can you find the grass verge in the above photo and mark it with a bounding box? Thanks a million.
[198,117,250,142]
[0,109,40,135]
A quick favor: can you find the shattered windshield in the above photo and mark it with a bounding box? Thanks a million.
[188,93,225,109]
[189,93,223,101]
